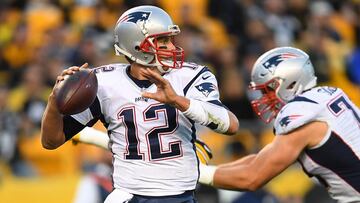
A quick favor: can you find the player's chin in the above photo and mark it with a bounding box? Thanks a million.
[161,66,170,71]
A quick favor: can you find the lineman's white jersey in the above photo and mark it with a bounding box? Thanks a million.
[274,86,360,203]
[69,62,224,196]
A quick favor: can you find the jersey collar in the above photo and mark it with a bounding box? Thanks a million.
[126,66,153,88]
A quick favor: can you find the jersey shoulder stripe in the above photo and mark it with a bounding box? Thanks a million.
[183,66,211,95]
[288,96,318,104]
[207,100,227,108]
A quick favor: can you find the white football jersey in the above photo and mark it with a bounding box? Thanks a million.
[274,86,360,203]
[71,62,224,196]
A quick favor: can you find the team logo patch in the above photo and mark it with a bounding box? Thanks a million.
[279,115,302,127]
[196,82,216,97]
[118,11,151,24]
[263,53,298,74]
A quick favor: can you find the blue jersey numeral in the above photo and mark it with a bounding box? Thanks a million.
[118,107,144,160]
[329,96,360,123]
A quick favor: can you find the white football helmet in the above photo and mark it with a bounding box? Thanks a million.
[114,5,184,72]
[249,47,317,123]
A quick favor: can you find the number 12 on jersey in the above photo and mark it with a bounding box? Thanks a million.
[118,104,182,161]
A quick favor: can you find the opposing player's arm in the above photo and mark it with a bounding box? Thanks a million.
[200,121,328,190]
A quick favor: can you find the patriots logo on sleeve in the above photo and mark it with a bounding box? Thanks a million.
[195,82,216,97]
[279,115,302,127]
[117,11,151,24]
[263,53,298,74]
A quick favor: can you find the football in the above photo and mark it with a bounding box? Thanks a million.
[55,69,98,115]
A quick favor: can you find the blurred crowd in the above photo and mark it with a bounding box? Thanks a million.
[0,0,359,203]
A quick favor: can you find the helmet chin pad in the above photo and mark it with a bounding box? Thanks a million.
[156,64,170,73]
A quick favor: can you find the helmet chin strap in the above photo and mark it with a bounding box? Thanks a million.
[154,58,172,73]
[156,65,168,73]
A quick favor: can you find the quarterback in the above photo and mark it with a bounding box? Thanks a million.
[41,5,238,203]
[199,47,360,203]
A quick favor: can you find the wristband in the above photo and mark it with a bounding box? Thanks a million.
[183,99,230,133]
[182,99,208,125]
[199,163,217,186]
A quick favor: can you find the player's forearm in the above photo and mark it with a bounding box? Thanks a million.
[211,141,295,191]
[171,95,190,112]
[181,99,237,134]
[212,163,257,191]
[199,155,258,190]
[220,154,257,167]
[41,94,66,149]
[226,110,239,135]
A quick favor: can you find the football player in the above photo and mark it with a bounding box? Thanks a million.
[199,47,360,202]
[41,5,239,203]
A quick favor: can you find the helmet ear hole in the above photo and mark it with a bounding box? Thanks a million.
[287,81,296,90]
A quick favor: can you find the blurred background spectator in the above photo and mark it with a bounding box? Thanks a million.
[0,0,359,202]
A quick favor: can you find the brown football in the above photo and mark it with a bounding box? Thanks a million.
[55,69,98,115]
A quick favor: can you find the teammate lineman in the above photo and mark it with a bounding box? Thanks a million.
[199,47,360,203]
[41,5,239,203]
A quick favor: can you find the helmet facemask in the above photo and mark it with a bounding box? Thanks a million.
[139,32,184,71]
[250,78,285,123]
[249,47,318,123]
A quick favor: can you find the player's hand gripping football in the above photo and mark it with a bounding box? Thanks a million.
[49,63,89,101]
[55,63,89,85]
[47,63,89,113]
[49,63,98,115]
[141,68,180,106]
